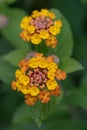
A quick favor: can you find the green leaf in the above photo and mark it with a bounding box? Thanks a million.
[81,0,87,4]
[4,0,17,4]
[75,91,87,110]
[34,41,48,55]
[3,49,29,66]
[0,58,16,83]
[65,73,87,110]
[66,89,87,110]
[73,36,87,70]
[80,73,87,93]
[12,104,33,125]
[59,57,83,73]
[12,92,63,127]
[48,8,73,59]
[0,6,30,50]
[8,120,87,130]
[29,95,63,127]
[0,37,13,56]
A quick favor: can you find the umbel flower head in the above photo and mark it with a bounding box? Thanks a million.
[12,52,66,106]
[20,9,62,48]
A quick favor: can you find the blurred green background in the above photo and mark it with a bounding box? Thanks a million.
[0,0,87,130]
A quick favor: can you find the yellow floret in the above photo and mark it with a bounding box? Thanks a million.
[20,16,29,30]
[38,60,48,68]
[21,86,30,94]
[29,58,39,68]
[18,75,29,86]
[31,33,41,44]
[47,70,55,80]
[27,25,35,34]
[49,26,60,35]
[32,10,40,18]
[39,30,50,39]
[47,62,58,71]
[54,20,62,27]
[16,81,23,91]
[15,69,24,78]
[29,58,37,63]
[46,80,58,90]
[40,9,49,16]
[29,62,38,68]
[29,87,40,96]
[48,12,56,19]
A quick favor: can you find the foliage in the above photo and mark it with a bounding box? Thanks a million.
[0,0,87,129]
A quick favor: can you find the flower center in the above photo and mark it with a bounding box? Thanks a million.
[27,67,48,89]
[30,16,53,31]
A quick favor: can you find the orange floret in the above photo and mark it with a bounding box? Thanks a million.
[51,86,61,96]
[39,90,50,103]
[25,94,37,106]
[56,69,67,80]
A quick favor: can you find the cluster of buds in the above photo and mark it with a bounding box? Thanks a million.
[12,53,66,106]
[20,9,62,48]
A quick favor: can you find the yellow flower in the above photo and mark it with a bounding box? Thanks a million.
[46,80,58,90]
[11,53,66,106]
[29,61,38,68]
[15,69,24,78]
[29,87,40,96]
[48,12,56,19]
[20,9,62,48]
[47,62,58,71]
[39,30,50,39]
[21,86,30,94]
[38,62,47,68]
[38,58,48,68]
[29,58,39,68]
[18,75,29,86]
[31,33,41,44]
[40,9,49,16]
[16,81,22,91]
[27,25,35,34]
[32,10,40,18]
[29,57,37,63]
[20,16,29,29]
[54,20,62,27]
[47,70,55,80]
[49,26,60,35]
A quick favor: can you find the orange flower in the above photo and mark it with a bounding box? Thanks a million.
[47,56,54,62]
[24,94,37,106]
[39,90,50,103]
[56,69,66,80]
[46,35,58,48]
[11,81,16,90]
[19,59,26,67]
[34,52,43,58]
[51,86,61,96]
[19,59,29,71]
[20,30,31,41]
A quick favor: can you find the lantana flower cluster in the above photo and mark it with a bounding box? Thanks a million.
[20,9,62,48]
[12,53,66,106]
